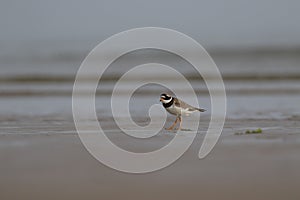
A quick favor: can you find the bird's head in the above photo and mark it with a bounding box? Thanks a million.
[160,93,172,103]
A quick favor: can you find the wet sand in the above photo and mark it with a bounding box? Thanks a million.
[1,118,300,200]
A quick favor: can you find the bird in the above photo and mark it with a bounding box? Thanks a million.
[159,93,206,130]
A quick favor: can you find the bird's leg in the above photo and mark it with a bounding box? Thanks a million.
[166,117,178,130]
[176,116,182,130]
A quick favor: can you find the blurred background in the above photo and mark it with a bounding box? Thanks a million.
[0,0,299,119]
[1,1,300,200]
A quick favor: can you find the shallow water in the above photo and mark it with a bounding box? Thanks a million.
[0,93,299,120]
[0,49,300,134]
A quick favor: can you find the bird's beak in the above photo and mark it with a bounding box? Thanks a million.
[160,98,163,102]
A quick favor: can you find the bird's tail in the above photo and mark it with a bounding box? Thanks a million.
[197,108,206,112]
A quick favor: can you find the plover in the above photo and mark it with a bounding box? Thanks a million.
[160,93,206,130]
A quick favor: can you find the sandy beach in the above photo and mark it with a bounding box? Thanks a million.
[1,116,300,200]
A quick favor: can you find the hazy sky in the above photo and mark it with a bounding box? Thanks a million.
[0,0,299,49]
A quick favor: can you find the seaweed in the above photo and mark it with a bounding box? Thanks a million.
[235,128,262,135]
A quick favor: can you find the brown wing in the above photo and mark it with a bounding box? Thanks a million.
[174,97,206,112]
[173,97,198,111]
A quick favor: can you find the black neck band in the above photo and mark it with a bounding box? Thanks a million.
[163,98,173,108]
